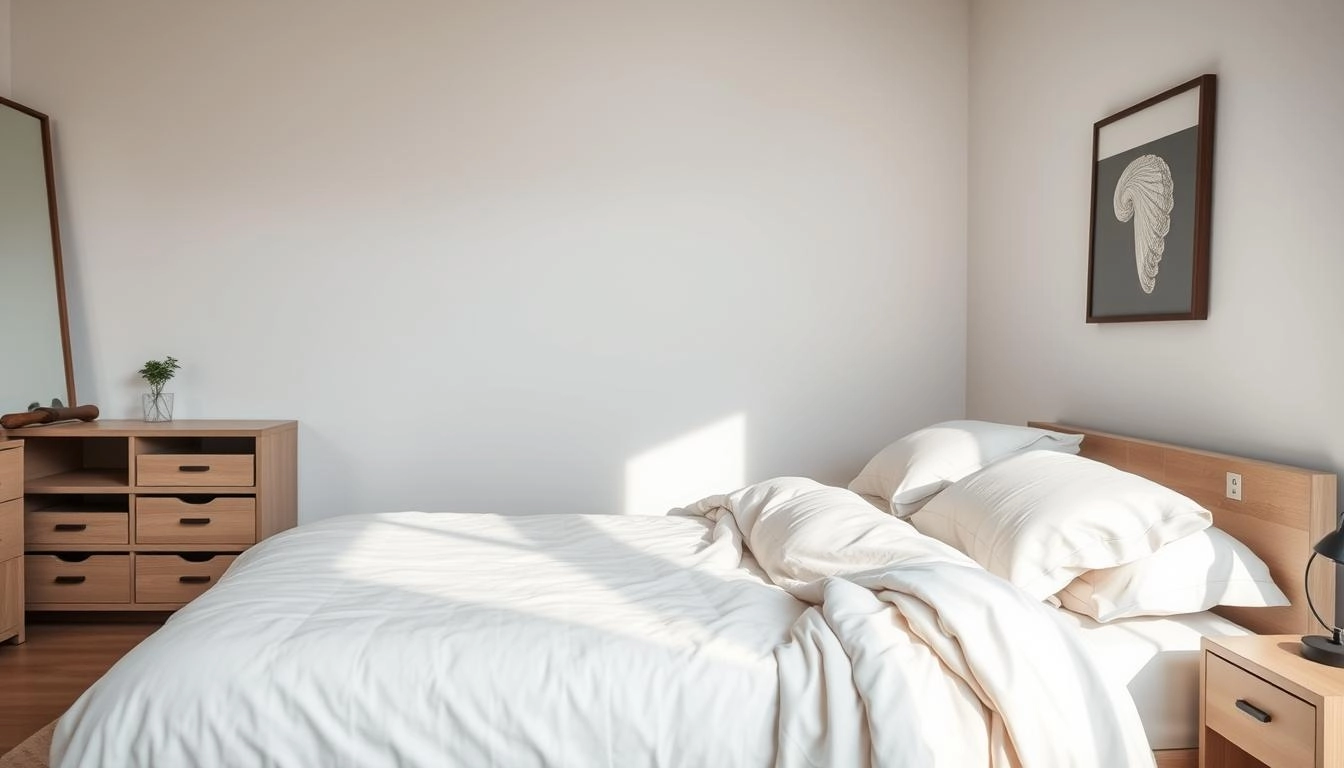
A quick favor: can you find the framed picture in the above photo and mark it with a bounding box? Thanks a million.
[1087,74,1216,322]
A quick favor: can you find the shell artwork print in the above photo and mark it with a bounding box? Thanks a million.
[1112,153,1174,294]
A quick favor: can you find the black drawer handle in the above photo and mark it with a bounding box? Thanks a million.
[1236,699,1272,723]
[178,575,212,584]
[178,465,211,473]
[54,575,86,585]
[54,523,88,532]
[179,517,212,526]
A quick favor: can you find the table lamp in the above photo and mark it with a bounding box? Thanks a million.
[1302,526,1344,667]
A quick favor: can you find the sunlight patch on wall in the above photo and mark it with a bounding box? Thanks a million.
[624,413,746,516]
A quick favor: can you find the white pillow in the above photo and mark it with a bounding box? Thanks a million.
[847,420,1084,517]
[910,451,1213,600]
[709,478,980,593]
[1055,527,1289,621]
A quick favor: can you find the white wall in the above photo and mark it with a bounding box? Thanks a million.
[11,0,969,521]
[968,2,1344,498]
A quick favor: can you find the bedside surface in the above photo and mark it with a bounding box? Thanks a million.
[1206,634,1344,701]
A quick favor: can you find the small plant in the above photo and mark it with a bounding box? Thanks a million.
[139,356,181,398]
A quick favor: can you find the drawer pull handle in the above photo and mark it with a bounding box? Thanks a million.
[53,523,88,532]
[178,575,212,584]
[54,575,86,585]
[1236,699,1272,723]
[178,465,211,473]
[179,517,212,526]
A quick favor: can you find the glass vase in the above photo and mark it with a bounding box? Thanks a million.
[143,393,174,422]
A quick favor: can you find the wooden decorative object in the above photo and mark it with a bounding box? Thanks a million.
[0,404,99,430]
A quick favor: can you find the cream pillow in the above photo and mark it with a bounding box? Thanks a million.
[710,478,981,593]
[910,451,1213,600]
[847,420,1083,517]
[1055,527,1289,621]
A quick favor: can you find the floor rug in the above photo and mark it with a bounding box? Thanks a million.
[0,721,53,768]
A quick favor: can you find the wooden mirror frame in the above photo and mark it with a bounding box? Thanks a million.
[0,95,76,408]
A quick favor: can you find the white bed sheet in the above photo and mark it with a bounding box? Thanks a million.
[1056,608,1253,750]
[55,512,804,767]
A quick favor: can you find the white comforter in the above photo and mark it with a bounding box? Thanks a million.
[54,478,1152,767]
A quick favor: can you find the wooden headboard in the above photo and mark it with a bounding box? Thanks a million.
[1030,422,1338,636]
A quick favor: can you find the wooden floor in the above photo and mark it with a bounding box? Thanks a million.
[0,621,162,754]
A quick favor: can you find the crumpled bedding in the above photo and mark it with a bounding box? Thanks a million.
[53,478,1152,767]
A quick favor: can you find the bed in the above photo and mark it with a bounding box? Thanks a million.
[48,423,1337,767]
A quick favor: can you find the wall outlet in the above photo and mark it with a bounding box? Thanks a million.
[1226,472,1243,501]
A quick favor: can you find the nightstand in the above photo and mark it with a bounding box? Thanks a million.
[1201,634,1344,767]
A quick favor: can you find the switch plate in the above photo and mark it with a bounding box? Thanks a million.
[1226,472,1243,501]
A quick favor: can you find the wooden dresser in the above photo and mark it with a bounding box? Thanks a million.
[9,420,296,612]
[0,441,23,643]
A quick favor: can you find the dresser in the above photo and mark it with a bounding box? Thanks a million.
[0,441,23,643]
[13,420,296,612]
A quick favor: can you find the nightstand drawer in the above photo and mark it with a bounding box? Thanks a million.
[136,497,256,544]
[0,500,20,561]
[0,448,20,503]
[137,454,255,487]
[26,554,131,604]
[1206,652,1315,767]
[135,554,236,604]
[26,512,129,545]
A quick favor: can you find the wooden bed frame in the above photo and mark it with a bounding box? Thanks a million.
[1033,423,1339,768]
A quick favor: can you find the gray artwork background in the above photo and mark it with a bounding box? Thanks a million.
[1090,125,1199,316]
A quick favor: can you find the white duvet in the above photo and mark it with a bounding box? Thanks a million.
[54,478,1153,767]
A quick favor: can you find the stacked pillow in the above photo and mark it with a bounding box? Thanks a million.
[1052,527,1288,620]
[847,420,1084,517]
[850,420,1288,621]
[907,450,1214,600]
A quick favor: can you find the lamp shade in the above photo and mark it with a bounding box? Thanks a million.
[1314,528,1344,564]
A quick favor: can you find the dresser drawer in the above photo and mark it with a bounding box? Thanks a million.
[1205,651,1316,767]
[0,557,21,640]
[136,497,256,544]
[26,512,129,545]
[137,454,255,487]
[26,554,131,604]
[135,554,236,604]
[0,500,20,561]
[0,448,20,503]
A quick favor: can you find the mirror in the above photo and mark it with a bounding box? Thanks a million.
[0,96,74,414]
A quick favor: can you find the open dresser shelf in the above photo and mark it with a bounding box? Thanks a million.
[8,419,296,613]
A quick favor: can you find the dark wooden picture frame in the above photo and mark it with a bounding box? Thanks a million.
[1086,74,1216,323]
